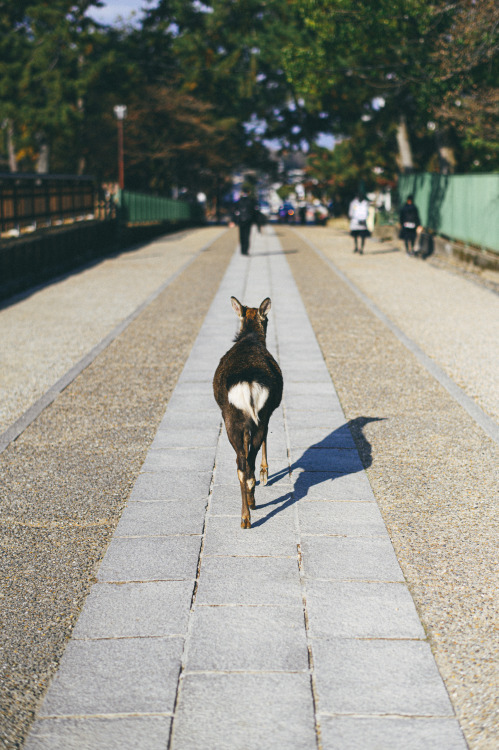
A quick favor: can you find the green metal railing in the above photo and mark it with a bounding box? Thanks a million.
[398,173,499,253]
[116,189,203,225]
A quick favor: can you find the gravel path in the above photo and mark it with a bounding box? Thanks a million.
[281,225,498,750]
[0,227,223,434]
[1,223,497,749]
[0,227,235,750]
[299,225,499,424]
[20,227,467,750]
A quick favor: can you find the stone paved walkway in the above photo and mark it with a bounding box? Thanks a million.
[24,228,467,749]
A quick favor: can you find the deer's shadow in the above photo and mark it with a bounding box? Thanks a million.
[251,417,384,527]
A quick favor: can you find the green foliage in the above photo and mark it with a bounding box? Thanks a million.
[281,0,498,173]
[0,0,496,196]
[276,184,294,200]
[306,120,399,203]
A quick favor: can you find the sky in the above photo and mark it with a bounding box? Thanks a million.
[89,0,150,26]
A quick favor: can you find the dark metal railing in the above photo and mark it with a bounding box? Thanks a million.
[0,173,97,236]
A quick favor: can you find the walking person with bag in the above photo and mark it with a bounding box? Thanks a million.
[399,194,422,256]
[233,186,258,256]
[349,193,370,254]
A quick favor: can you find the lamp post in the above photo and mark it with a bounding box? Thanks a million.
[113,105,127,190]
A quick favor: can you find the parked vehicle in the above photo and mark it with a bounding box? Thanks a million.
[278,202,295,223]
[258,200,271,218]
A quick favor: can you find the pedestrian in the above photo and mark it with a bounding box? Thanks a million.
[348,193,370,254]
[399,194,421,256]
[233,186,257,255]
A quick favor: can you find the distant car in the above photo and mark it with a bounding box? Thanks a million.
[278,202,295,223]
[258,201,271,218]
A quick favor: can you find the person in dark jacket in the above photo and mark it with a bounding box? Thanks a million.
[399,195,421,255]
[233,188,257,255]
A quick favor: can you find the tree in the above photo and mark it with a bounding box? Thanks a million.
[305,120,398,210]
[273,0,498,174]
[430,0,499,171]
[0,0,32,170]
[0,1,108,173]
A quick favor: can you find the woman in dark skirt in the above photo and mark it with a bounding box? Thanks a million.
[348,194,370,253]
[399,195,421,255]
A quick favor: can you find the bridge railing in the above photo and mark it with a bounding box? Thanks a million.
[0,173,98,236]
[0,179,205,301]
[116,189,204,225]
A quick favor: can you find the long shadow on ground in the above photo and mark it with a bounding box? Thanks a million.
[252,416,384,527]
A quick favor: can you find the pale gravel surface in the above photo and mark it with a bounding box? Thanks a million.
[300,225,499,424]
[0,227,223,434]
[281,225,498,750]
[1,223,498,749]
[0,227,235,750]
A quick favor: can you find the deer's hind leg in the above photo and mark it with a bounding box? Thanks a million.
[234,427,252,528]
[226,415,252,528]
[246,424,267,507]
[259,426,269,486]
[242,427,256,512]
[237,466,251,528]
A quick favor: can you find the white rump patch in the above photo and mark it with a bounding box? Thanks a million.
[228,382,269,425]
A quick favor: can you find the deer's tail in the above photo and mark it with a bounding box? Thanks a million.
[228,382,269,426]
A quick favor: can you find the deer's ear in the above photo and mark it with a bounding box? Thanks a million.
[231,297,243,317]
[259,298,271,318]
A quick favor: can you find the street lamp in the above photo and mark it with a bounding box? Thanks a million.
[113,105,127,190]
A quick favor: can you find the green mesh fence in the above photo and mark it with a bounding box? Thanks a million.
[398,173,499,253]
[117,190,202,224]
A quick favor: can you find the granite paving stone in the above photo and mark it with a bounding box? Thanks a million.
[285,393,344,411]
[170,673,317,750]
[97,536,202,582]
[202,514,297,556]
[284,381,340,396]
[157,409,221,432]
[305,580,425,638]
[38,637,183,717]
[319,717,468,750]
[298,500,386,536]
[288,423,356,450]
[150,427,221,450]
[186,605,309,671]
[296,447,364,473]
[301,535,404,581]
[24,717,172,750]
[285,409,348,430]
[114,499,206,536]
[140,447,215,473]
[130,469,213,501]
[71,581,194,639]
[290,469,376,501]
[194,556,303,606]
[312,639,454,716]
[165,392,220,412]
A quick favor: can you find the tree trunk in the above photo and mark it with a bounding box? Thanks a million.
[436,131,456,174]
[6,119,17,172]
[36,137,50,173]
[396,115,414,173]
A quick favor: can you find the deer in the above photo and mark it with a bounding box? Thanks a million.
[213,297,283,528]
